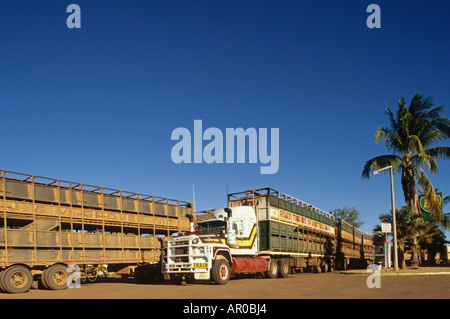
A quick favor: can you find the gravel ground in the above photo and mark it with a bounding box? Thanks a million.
[1,267,449,300]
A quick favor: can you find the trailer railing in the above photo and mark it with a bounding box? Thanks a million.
[228,187,335,222]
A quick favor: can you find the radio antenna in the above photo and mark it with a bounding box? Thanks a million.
[192,184,196,212]
[226,184,229,206]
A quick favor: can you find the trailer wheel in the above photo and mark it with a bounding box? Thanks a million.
[313,259,322,273]
[44,264,68,290]
[211,259,230,285]
[265,258,278,278]
[40,268,49,289]
[1,265,33,294]
[278,259,290,278]
[0,270,5,292]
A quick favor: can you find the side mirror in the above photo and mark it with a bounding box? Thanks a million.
[224,207,232,217]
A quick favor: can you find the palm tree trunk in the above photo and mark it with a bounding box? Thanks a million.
[397,243,406,269]
[401,166,419,213]
[400,165,420,266]
[411,237,420,266]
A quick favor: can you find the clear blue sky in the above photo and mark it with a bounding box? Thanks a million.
[0,0,449,235]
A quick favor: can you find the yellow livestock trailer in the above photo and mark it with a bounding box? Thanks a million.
[0,170,192,293]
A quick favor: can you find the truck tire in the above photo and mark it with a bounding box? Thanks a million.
[265,258,278,278]
[313,258,322,273]
[134,265,144,282]
[278,259,290,278]
[321,262,329,273]
[211,259,230,285]
[0,270,5,292]
[40,268,50,289]
[1,265,33,294]
[44,264,68,290]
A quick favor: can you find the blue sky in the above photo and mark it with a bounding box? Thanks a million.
[0,0,449,235]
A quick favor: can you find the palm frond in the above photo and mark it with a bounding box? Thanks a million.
[415,166,443,218]
[361,155,401,179]
[424,146,450,160]
[406,134,425,156]
[375,126,401,153]
[411,152,440,174]
[445,195,450,205]
[418,116,450,147]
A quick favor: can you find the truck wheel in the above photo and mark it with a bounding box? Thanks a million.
[134,265,144,282]
[313,259,322,273]
[313,264,322,273]
[265,258,278,278]
[278,259,290,278]
[0,270,5,292]
[211,259,230,285]
[44,264,68,290]
[40,268,50,289]
[1,265,33,294]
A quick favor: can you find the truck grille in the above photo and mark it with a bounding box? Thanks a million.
[163,236,209,273]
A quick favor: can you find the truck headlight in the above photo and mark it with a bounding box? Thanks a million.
[192,237,199,245]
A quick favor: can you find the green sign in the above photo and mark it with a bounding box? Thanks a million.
[419,192,443,221]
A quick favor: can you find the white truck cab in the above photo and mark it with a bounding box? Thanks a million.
[162,206,260,284]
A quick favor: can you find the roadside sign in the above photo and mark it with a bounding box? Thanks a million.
[419,192,444,221]
[380,223,392,270]
[381,223,391,233]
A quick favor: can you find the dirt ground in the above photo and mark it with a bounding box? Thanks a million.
[1,270,449,300]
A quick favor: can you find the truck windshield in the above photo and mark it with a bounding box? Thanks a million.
[197,220,227,235]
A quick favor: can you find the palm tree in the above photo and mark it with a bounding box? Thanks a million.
[444,195,450,229]
[417,221,447,265]
[362,93,450,218]
[374,207,419,269]
[375,206,448,267]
